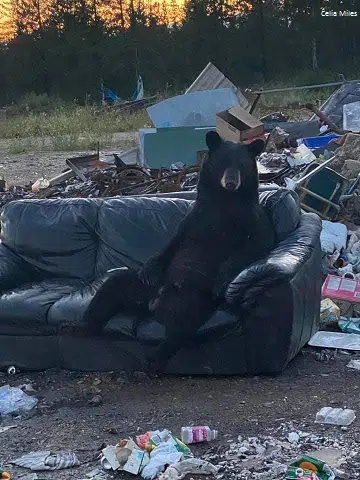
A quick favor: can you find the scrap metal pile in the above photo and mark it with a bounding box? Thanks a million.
[0,160,200,209]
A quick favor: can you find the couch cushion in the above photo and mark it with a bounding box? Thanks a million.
[0,199,99,281]
[0,278,86,333]
[259,188,300,242]
[95,197,191,276]
[136,308,240,346]
[47,276,109,329]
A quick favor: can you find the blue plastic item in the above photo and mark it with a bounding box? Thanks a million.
[147,88,239,128]
[297,133,340,150]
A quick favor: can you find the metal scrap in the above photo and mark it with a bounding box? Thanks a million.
[0,164,200,210]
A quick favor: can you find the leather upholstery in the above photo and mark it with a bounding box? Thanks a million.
[0,186,321,374]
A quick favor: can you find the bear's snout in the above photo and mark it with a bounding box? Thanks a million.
[221,168,241,191]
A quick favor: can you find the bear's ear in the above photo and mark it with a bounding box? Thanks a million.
[246,139,265,158]
[206,131,223,151]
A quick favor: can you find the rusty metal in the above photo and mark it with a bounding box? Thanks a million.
[0,163,200,211]
[305,102,347,135]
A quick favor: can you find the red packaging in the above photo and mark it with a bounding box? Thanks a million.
[135,432,151,450]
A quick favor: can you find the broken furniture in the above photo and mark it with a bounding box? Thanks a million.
[295,156,349,220]
[0,186,321,374]
[296,165,348,220]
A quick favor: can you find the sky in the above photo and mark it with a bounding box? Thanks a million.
[0,0,14,40]
[0,0,185,41]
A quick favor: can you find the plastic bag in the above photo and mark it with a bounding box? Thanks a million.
[286,455,335,480]
[339,316,360,334]
[141,444,182,480]
[0,385,38,416]
[315,407,355,426]
[11,450,80,470]
[159,458,217,480]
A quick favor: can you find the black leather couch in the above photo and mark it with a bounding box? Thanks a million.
[0,185,321,375]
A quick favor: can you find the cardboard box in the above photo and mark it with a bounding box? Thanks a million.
[322,274,360,303]
[216,105,264,142]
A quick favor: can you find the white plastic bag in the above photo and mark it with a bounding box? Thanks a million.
[0,385,38,416]
[159,458,217,480]
[141,444,182,480]
[320,220,348,254]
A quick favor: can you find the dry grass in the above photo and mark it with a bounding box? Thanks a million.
[0,107,149,139]
[0,104,149,153]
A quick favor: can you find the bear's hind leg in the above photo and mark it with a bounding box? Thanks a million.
[147,286,215,375]
[84,268,156,335]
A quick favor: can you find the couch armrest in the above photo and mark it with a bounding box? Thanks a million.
[225,212,322,307]
[0,243,35,293]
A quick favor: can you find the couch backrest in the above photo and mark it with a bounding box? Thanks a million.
[0,187,301,280]
[94,197,191,276]
[1,198,100,281]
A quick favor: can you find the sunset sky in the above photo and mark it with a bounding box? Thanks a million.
[0,0,14,40]
[0,0,185,41]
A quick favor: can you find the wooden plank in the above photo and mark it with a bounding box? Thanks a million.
[49,170,74,186]
[66,159,87,182]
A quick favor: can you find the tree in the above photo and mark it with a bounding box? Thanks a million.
[14,0,51,34]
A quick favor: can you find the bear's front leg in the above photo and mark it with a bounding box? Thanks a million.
[139,205,197,288]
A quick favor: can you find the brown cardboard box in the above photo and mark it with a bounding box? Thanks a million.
[216,106,264,142]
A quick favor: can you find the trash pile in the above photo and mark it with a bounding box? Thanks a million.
[202,421,358,480]
[7,423,358,480]
[0,161,200,209]
[1,389,360,480]
[2,66,360,217]
[98,428,217,480]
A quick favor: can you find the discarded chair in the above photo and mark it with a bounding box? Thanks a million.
[296,164,349,220]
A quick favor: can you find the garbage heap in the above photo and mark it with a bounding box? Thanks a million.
[0,162,199,210]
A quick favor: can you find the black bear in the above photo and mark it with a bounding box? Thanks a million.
[84,131,276,375]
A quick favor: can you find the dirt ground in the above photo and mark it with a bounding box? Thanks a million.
[0,348,360,479]
[0,132,137,187]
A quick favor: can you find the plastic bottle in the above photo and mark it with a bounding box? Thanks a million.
[181,426,218,444]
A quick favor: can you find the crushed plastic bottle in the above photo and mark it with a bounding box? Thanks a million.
[181,426,218,444]
[315,407,356,426]
[0,385,38,416]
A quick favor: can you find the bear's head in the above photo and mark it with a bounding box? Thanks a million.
[197,131,265,201]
